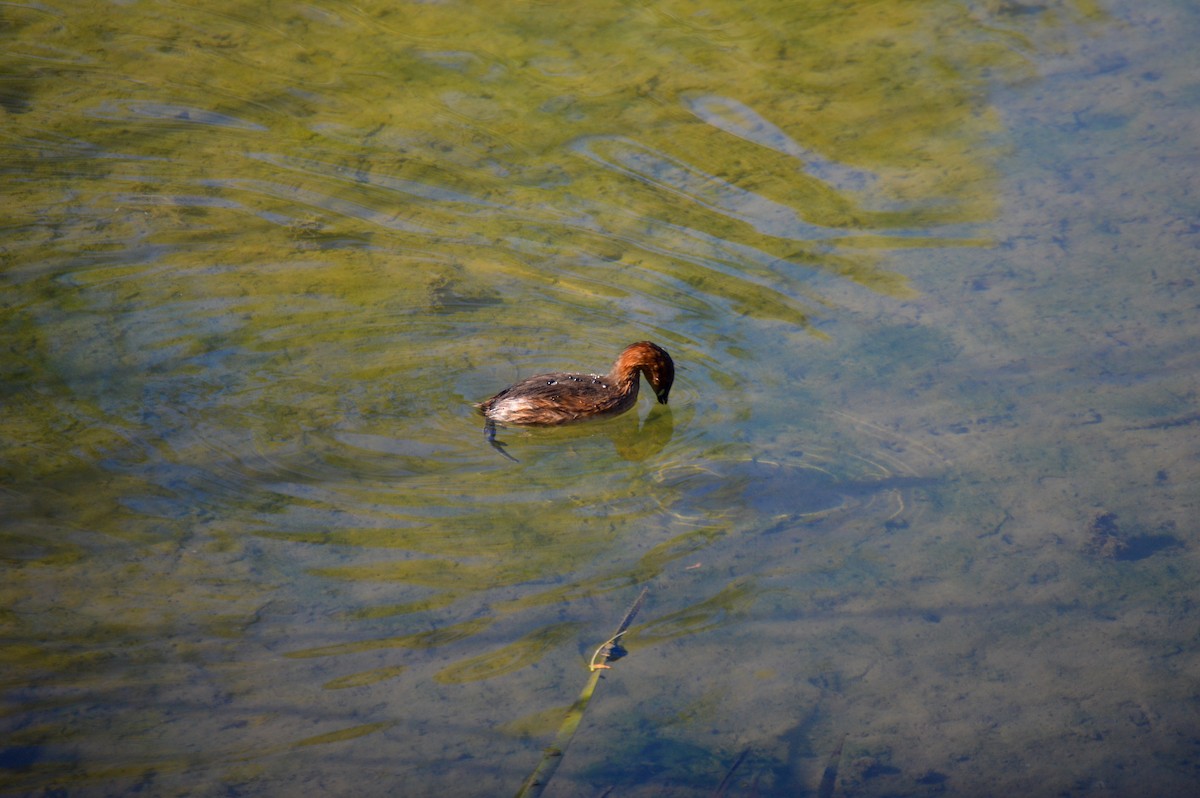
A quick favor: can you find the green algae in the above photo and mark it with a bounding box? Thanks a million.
[0,0,1074,351]
[8,0,1189,796]
[434,621,582,684]
[292,721,395,747]
[285,616,496,659]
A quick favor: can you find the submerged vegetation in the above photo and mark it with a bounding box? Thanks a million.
[4,0,1197,795]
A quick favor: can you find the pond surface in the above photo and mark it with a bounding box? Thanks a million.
[2,0,1198,795]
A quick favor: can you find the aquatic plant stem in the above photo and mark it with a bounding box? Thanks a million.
[817,734,847,798]
[513,588,649,798]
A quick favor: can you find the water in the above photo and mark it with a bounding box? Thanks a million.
[2,0,1197,795]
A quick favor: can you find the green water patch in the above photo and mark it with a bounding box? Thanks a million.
[2,0,1157,795]
[631,579,764,645]
[434,621,583,684]
[286,616,495,659]
[0,0,1084,350]
[322,664,408,690]
[292,721,395,748]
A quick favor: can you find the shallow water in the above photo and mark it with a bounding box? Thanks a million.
[2,0,1198,795]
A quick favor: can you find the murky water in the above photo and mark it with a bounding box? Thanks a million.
[2,0,1197,795]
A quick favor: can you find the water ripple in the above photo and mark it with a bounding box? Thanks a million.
[572,135,834,240]
[202,177,433,232]
[683,93,879,195]
[85,100,268,131]
[247,151,497,208]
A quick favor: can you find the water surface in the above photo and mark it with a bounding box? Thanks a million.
[2,0,1198,795]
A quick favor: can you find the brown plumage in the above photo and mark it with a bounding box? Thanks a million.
[478,341,675,427]
[477,341,674,462]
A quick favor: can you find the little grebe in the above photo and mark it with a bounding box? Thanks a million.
[478,342,674,462]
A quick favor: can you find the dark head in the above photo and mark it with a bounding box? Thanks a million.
[616,341,675,404]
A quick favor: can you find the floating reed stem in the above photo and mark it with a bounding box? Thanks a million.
[817,734,846,798]
[513,587,649,798]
